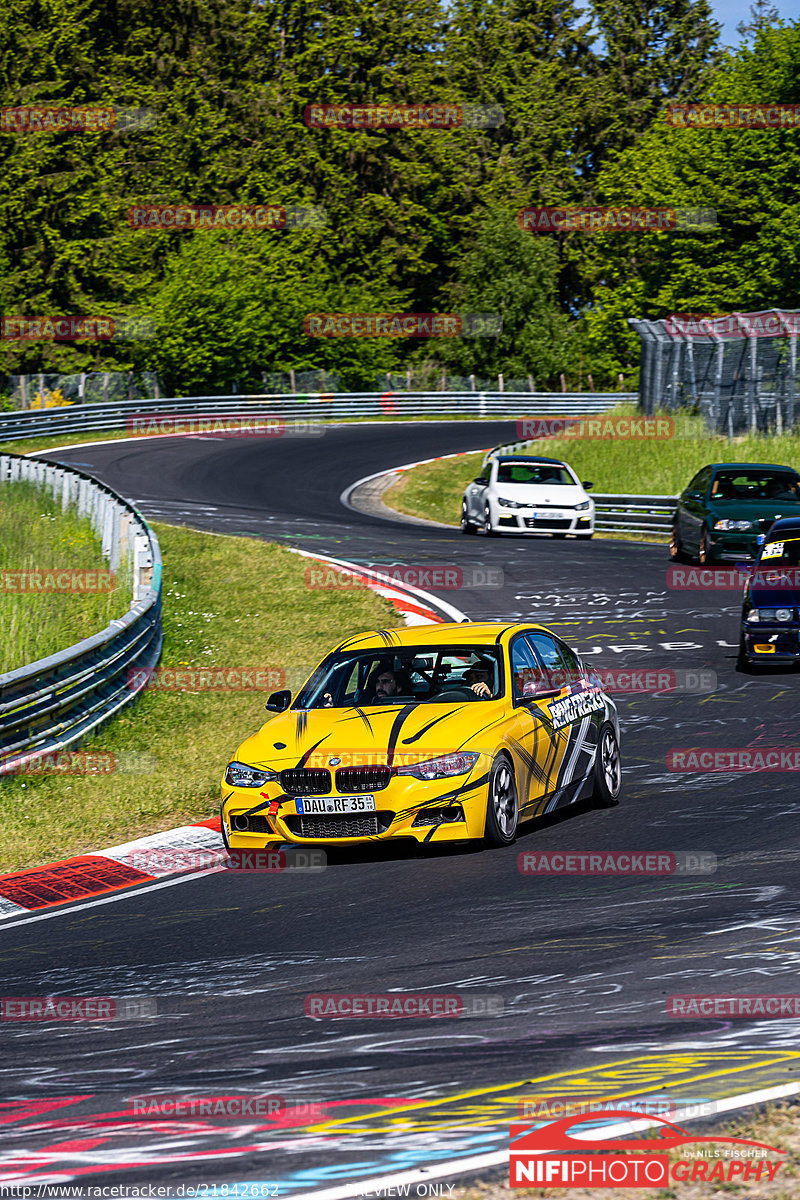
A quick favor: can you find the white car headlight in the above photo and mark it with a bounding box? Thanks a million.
[746,608,793,623]
[497,498,524,509]
[225,760,278,787]
[395,751,480,780]
[714,519,755,531]
[575,500,592,511]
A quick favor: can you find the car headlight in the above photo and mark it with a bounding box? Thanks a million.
[395,751,480,780]
[575,500,592,511]
[497,498,524,509]
[224,760,278,787]
[714,519,755,531]
[746,608,793,623]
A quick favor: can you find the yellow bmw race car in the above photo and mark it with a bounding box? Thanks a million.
[221,622,621,850]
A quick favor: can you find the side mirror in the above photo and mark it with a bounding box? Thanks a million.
[686,490,702,501]
[473,477,487,485]
[265,689,291,712]
[515,687,561,704]
[582,480,594,491]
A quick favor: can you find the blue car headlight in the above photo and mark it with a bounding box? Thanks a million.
[746,608,793,623]
[225,760,278,787]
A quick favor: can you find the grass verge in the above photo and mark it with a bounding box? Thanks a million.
[383,407,800,527]
[0,479,130,670]
[0,523,395,872]
[456,1100,798,1200]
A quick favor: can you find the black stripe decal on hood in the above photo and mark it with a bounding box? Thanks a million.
[385,703,419,767]
[401,708,464,745]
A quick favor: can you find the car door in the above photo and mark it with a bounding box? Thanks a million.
[680,465,712,553]
[466,461,492,519]
[506,632,570,819]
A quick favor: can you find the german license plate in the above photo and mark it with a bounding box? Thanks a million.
[296,795,376,814]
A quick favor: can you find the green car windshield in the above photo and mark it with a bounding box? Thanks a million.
[711,471,800,502]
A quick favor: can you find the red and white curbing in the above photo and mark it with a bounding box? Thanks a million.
[0,818,225,919]
[289,547,468,625]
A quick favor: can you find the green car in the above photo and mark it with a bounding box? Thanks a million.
[671,462,800,564]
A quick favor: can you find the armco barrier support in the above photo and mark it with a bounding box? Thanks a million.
[0,455,162,774]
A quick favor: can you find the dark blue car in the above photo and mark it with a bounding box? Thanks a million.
[739,517,800,669]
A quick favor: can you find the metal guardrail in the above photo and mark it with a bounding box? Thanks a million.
[0,455,162,774]
[0,391,633,442]
[593,493,676,537]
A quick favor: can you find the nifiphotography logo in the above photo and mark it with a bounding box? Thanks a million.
[509,1110,785,1188]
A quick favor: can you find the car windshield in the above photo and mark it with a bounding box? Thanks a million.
[711,471,800,502]
[759,537,800,566]
[294,646,503,708]
[496,463,572,486]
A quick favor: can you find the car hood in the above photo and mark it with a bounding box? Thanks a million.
[494,484,587,505]
[234,701,507,770]
[708,499,800,522]
[748,581,800,607]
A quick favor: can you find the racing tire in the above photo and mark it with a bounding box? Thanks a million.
[737,633,754,673]
[484,754,519,846]
[461,502,477,534]
[670,522,689,562]
[483,505,498,537]
[697,526,713,565]
[591,724,622,807]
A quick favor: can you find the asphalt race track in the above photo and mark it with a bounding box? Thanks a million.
[2,422,799,1192]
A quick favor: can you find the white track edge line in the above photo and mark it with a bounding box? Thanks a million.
[288,547,468,623]
[281,1082,800,1200]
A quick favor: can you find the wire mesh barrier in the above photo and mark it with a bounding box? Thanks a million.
[0,391,632,443]
[0,455,162,774]
[593,494,676,537]
[3,371,162,409]
[629,311,799,434]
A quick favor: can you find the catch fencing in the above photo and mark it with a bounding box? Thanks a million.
[629,311,798,434]
[0,455,162,775]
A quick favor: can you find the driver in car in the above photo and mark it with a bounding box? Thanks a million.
[465,660,494,698]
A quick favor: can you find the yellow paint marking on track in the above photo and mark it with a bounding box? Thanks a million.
[300,1050,800,1134]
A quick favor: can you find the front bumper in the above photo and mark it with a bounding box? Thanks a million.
[494,506,594,535]
[709,531,759,561]
[741,622,800,662]
[221,770,490,846]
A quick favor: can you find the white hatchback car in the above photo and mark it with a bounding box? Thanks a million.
[461,453,595,538]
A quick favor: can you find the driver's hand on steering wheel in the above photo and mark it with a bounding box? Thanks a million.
[470,681,491,697]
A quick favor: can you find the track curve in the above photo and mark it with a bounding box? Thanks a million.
[2,422,799,1193]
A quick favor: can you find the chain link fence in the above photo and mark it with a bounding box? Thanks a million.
[629,311,799,434]
[2,371,162,410]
